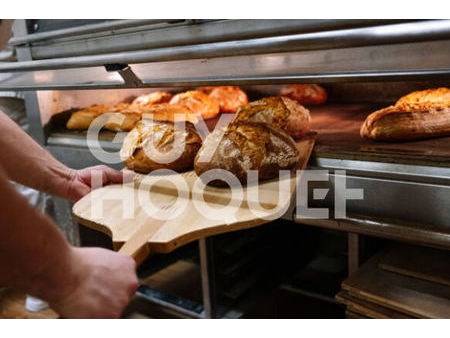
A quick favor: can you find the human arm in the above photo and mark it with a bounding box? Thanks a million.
[0,165,138,318]
[0,110,125,202]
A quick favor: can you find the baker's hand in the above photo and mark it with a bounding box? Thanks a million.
[50,247,138,319]
[66,165,131,202]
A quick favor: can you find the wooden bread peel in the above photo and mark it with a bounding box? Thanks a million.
[73,134,316,266]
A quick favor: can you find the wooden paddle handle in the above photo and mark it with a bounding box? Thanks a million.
[118,241,151,266]
[117,218,167,266]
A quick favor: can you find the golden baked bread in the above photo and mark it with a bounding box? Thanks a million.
[139,103,199,124]
[198,86,248,113]
[169,90,220,119]
[232,96,311,140]
[280,84,327,105]
[131,91,173,107]
[67,103,142,131]
[103,103,141,132]
[396,87,450,109]
[361,88,450,141]
[66,104,112,130]
[120,119,202,173]
[194,122,299,185]
[196,86,215,94]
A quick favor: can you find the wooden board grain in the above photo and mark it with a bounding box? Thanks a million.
[73,135,315,254]
[378,245,450,287]
[336,290,414,319]
[341,252,450,319]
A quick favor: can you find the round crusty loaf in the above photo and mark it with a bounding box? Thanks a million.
[232,96,311,140]
[121,120,202,173]
[194,122,299,186]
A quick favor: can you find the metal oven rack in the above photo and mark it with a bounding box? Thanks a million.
[1,19,450,318]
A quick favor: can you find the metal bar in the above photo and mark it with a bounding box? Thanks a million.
[294,215,450,251]
[12,21,46,145]
[311,158,450,186]
[135,285,204,319]
[116,66,143,88]
[348,233,360,276]
[1,20,449,72]
[199,237,217,319]
[1,69,450,92]
[9,19,182,45]
[28,20,413,60]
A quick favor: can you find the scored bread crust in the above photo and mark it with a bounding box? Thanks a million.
[194,122,299,185]
[361,88,450,141]
[121,119,202,173]
[396,87,450,109]
[170,90,220,119]
[232,96,311,140]
[360,105,450,141]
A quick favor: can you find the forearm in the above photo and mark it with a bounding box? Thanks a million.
[0,110,75,199]
[0,165,79,303]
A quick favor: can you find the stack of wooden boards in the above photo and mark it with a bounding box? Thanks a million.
[336,244,450,319]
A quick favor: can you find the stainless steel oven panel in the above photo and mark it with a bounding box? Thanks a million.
[300,171,450,228]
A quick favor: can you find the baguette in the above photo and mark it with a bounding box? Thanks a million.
[66,104,111,130]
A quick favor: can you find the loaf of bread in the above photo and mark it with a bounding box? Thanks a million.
[138,103,199,124]
[232,96,311,140]
[120,119,202,173]
[198,86,248,113]
[103,103,141,132]
[194,122,299,185]
[169,90,220,119]
[131,91,173,107]
[66,104,112,130]
[67,103,142,132]
[361,88,450,141]
[396,87,450,108]
[280,84,327,105]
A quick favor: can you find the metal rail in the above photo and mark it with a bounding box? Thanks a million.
[295,215,450,251]
[9,19,183,45]
[26,19,411,60]
[2,69,450,91]
[1,20,449,73]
